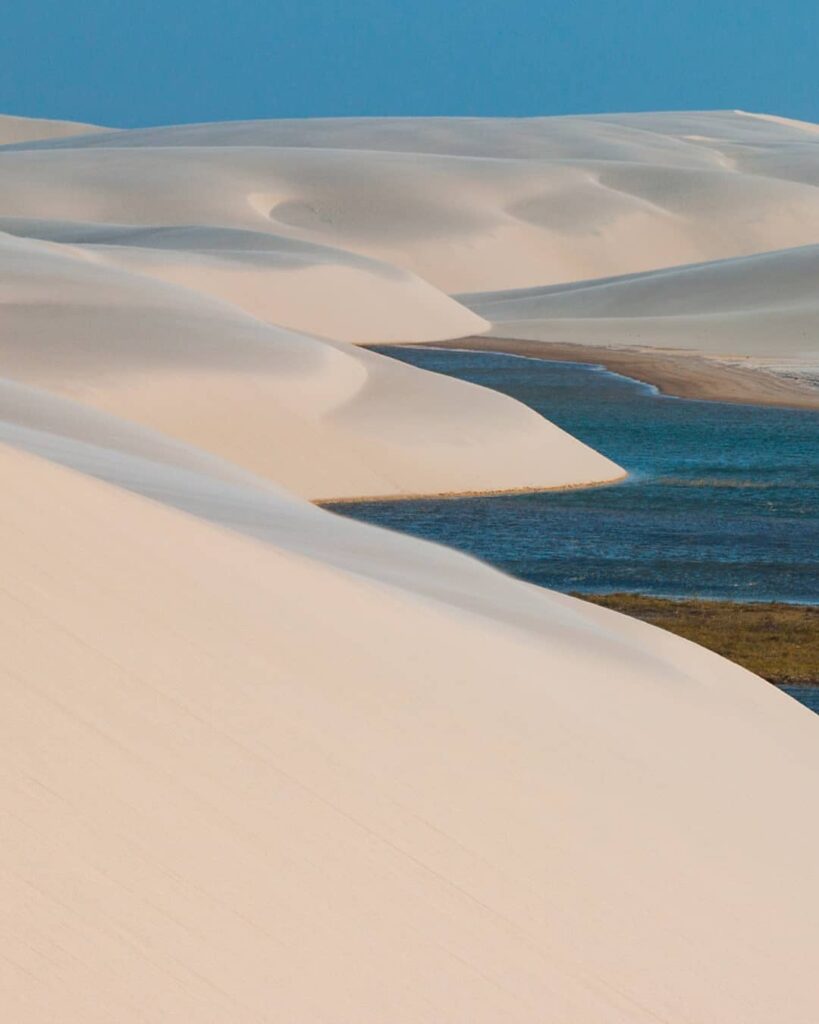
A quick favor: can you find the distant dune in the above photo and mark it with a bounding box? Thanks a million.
[0,112,106,144]
[1,112,818,1022]
[4,109,819,293]
[0,218,488,343]
[460,244,819,371]
[5,108,819,372]
[0,230,615,499]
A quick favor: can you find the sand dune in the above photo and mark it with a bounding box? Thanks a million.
[0,113,105,144]
[460,243,819,370]
[3,110,819,291]
[0,218,487,342]
[2,110,819,1021]
[0,231,616,498]
[4,444,819,1023]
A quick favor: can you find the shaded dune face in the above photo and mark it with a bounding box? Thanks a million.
[0,113,106,144]
[0,216,488,342]
[1,111,819,1023]
[4,109,819,292]
[0,226,618,500]
[461,244,819,365]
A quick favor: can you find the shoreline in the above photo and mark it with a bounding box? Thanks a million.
[318,471,628,506]
[389,336,819,411]
[577,594,819,688]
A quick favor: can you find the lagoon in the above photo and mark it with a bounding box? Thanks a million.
[335,347,819,605]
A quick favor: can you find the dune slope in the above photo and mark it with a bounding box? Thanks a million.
[0,113,106,144]
[1,110,819,1022]
[3,446,819,1023]
[4,109,819,292]
[0,217,488,342]
[460,244,819,369]
[0,231,619,499]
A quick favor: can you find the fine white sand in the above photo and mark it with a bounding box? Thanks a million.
[0,112,105,144]
[0,231,617,499]
[1,111,819,1022]
[4,109,819,293]
[0,218,488,343]
[460,244,819,374]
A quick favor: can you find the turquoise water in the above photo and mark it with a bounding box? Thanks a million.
[335,347,819,604]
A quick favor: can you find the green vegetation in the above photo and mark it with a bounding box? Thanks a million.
[576,594,819,686]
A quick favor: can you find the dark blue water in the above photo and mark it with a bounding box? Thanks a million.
[334,347,819,604]
[780,687,819,713]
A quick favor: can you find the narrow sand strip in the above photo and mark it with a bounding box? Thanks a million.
[407,336,819,410]
[319,472,628,506]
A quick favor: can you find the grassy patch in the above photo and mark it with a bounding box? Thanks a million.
[575,594,819,686]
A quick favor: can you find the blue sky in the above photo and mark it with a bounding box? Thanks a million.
[2,0,816,127]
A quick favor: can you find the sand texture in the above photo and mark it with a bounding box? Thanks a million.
[422,337,819,408]
[0,113,106,144]
[1,111,819,1022]
[460,245,819,379]
[5,109,819,295]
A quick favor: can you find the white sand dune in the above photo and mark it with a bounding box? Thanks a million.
[3,109,819,292]
[0,231,616,498]
[2,111,819,1022]
[0,113,106,144]
[461,243,819,368]
[3,443,819,1023]
[0,217,487,342]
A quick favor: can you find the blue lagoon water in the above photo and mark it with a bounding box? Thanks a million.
[334,347,819,604]
[780,687,819,713]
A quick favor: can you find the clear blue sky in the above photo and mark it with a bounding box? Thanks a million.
[2,0,816,128]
